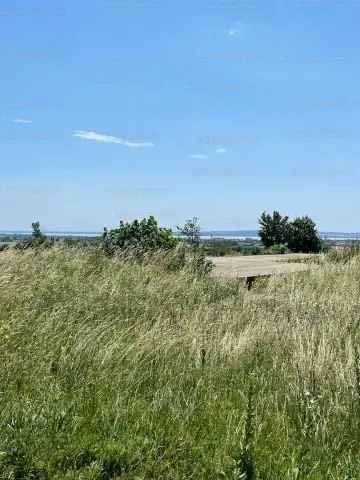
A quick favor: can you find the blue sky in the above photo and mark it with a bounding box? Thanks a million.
[1,0,360,232]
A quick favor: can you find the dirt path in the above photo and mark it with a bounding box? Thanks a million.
[209,253,314,278]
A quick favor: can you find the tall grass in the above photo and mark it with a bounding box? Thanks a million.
[1,247,360,478]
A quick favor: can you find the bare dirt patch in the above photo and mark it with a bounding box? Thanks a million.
[209,253,314,278]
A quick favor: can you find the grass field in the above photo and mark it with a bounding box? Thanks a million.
[1,247,360,479]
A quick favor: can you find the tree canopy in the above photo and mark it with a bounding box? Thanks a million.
[103,216,179,252]
[287,216,322,253]
[258,211,322,253]
[258,211,289,248]
[177,217,201,248]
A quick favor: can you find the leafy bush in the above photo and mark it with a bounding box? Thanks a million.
[287,216,321,253]
[267,243,288,254]
[102,216,179,253]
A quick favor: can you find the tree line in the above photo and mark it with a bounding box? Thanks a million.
[10,212,322,254]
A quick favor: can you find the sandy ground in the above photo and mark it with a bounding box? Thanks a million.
[209,253,314,278]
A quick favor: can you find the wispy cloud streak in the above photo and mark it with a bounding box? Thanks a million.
[189,154,208,159]
[13,118,32,124]
[216,147,227,154]
[228,28,239,37]
[73,130,154,148]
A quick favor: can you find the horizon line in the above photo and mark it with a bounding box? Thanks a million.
[1,229,360,236]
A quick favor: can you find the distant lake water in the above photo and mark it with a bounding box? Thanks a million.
[1,230,360,241]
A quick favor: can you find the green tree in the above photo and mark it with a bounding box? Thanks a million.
[15,222,49,250]
[31,221,45,242]
[103,216,178,253]
[177,217,201,248]
[258,211,289,248]
[287,216,321,253]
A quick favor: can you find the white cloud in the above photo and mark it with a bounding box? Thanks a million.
[73,130,154,148]
[13,118,32,124]
[228,28,239,37]
[216,147,227,154]
[189,154,208,160]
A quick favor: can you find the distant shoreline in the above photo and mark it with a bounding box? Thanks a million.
[1,230,360,241]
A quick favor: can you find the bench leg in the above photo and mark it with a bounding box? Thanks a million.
[244,276,255,290]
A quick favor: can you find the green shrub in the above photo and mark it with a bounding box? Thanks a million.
[267,243,288,254]
[102,216,179,254]
[286,216,322,253]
